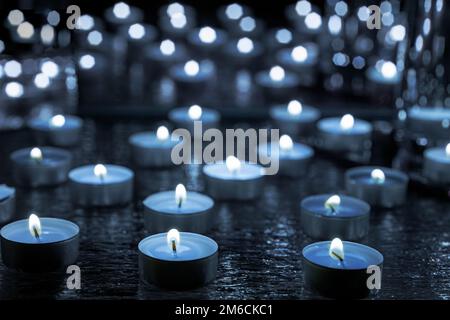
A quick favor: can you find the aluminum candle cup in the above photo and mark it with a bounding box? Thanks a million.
[139,231,218,289]
[302,240,383,299]
[145,41,188,70]
[143,189,215,234]
[300,194,370,240]
[223,39,264,69]
[0,217,79,272]
[128,130,178,168]
[203,158,265,200]
[345,167,409,208]
[187,27,227,56]
[270,101,321,136]
[28,115,83,147]
[423,144,450,185]
[69,164,134,207]
[317,115,373,153]
[276,44,319,86]
[168,106,221,134]
[0,185,15,224]
[258,139,314,178]
[255,66,300,101]
[366,64,401,105]
[407,107,450,143]
[10,147,72,187]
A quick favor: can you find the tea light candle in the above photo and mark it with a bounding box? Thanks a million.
[217,3,252,31]
[10,147,72,187]
[423,143,450,185]
[258,135,314,177]
[187,27,227,55]
[317,114,373,153]
[28,114,83,147]
[203,156,265,200]
[69,164,134,207]
[223,37,264,68]
[139,229,218,289]
[0,213,79,272]
[143,184,215,234]
[345,167,409,208]
[168,105,221,134]
[255,65,300,101]
[276,43,318,86]
[0,185,15,224]
[104,2,143,28]
[270,100,321,136]
[300,194,370,240]
[170,59,213,84]
[302,238,383,298]
[129,126,178,168]
[159,10,195,39]
[407,106,450,142]
[145,40,188,69]
[366,61,401,85]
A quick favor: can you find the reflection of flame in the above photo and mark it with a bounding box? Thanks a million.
[340,114,354,130]
[175,184,187,208]
[325,195,341,212]
[329,238,344,261]
[226,156,241,174]
[167,228,180,253]
[28,213,42,238]
[371,169,386,184]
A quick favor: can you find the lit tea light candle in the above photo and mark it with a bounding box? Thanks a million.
[217,3,252,31]
[224,37,263,67]
[345,166,409,208]
[317,114,373,153]
[104,2,143,27]
[138,229,218,289]
[0,184,15,224]
[128,126,178,168]
[0,213,79,272]
[406,106,450,142]
[169,60,214,101]
[28,114,83,147]
[270,99,321,136]
[258,135,314,177]
[145,39,187,68]
[423,143,450,185]
[168,105,221,134]
[265,28,294,52]
[255,65,300,101]
[187,26,227,56]
[366,60,401,85]
[302,238,383,298]
[300,194,370,240]
[203,156,265,200]
[159,5,196,38]
[69,164,134,207]
[10,147,72,187]
[143,183,215,233]
[184,60,199,77]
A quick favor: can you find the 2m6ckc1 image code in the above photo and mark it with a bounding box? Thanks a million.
[174,304,273,317]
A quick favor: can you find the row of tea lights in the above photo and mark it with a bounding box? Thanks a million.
[1,107,449,298]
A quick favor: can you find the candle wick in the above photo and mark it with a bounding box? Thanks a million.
[332,251,344,263]
[171,240,177,255]
[178,199,182,209]
[33,227,40,240]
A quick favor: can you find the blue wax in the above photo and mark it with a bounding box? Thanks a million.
[169,107,220,123]
[366,66,401,85]
[144,191,214,214]
[203,162,264,180]
[11,147,70,166]
[302,194,369,218]
[424,148,450,164]
[318,117,372,135]
[129,132,177,149]
[0,185,14,202]
[270,105,320,122]
[408,107,450,122]
[28,115,82,132]
[139,232,218,262]
[69,165,134,185]
[255,71,299,88]
[0,218,79,244]
[303,241,383,270]
[170,64,212,82]
[259,143,314,160]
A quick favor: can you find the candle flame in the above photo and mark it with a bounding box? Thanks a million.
[156,126,170,141]
[325,195,341,212]
[30,147,43,161]
[237,37,254,54]
[279,135,293,152]
[175,183,187,208]
[380,61,397,79]
[329,238,345,262]
[94,164,107,179]
[226,156,241,174]
[199,26,217,43]
[225,3,243,20]
[287,100,302,116]
[371,169,385,184]
[170,12,187,29]
[167,2,184,17]
[188,105,202,120]
[184,60,200,76]
[113,2,130,19]
[50,114,66,128]
[269,65,285,82]
[445,143,450,157]
[167,228,180,253]
[340,114,354,130]
[28,213,42,238]
[160,39,175,56]
[291,45,308,63]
